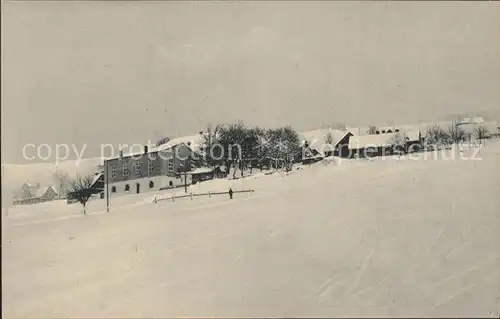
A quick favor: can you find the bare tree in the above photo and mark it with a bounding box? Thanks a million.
[448,122,466,145]
[324,131,334,156]
[202,123,223,167]
[426,125,450,148]
[68,174,94,215]
[368,126,378,135]
[266,126,301,171]
[207,122,264,178]
[52,170,71,198]
[474,125,490,145]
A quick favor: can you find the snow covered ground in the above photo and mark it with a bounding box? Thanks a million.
[3,141,500,318]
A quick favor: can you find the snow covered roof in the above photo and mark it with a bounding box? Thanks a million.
[90,172,103,186]
[35,185,58,198]
[300,128,352,154]
[111,134,206,159]
[404,129,420,142]
[348,133,398,149]
[458,117,484,125]
[153,133,206,153]
[345,127,366,136]
[188,167,215,175]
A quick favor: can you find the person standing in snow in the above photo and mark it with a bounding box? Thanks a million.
[229,188,233,200]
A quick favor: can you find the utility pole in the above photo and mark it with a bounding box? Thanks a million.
[180,158,188,193]
[105,160,110,212]
[184,168,188,193]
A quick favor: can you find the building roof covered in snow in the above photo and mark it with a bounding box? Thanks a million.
[300,128,352,154]
[348,133,399,150]
[111,133,206,160]
[404,129,421,142]
[89,172,104,189]
[35,185,58,198]
[153,133,206,153]
[188,167,216,175]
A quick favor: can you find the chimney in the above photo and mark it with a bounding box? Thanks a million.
[144,145,148,154]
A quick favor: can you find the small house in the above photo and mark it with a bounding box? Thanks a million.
[35,185,59,201]
[13,184,58,205]
[189,166,225,184]
[347,130,422,158]
[301,129,354,161]
[347,134,398,158]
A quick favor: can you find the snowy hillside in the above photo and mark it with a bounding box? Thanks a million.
[4,118,498,194]
[3,140,500,318]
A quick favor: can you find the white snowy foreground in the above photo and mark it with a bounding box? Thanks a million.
[3,143,500,318]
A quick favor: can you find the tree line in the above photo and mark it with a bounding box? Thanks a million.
[200,122,302,177]
[368,122,491,147]
[424,123,490,147]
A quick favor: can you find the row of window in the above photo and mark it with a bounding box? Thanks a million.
[375,129,400,134]
[110,181,155,193]
[110,160,159,179]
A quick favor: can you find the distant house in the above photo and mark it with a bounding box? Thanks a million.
[346,131,421,159]
[189,166,225,184]
[35,185,58,200]
[348,134,397,158]
[301,129,354,161]
[13,184,58,205]
[457,121,499,141]
[403,130,423,152]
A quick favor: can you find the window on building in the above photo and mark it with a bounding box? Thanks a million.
[381,130,386,134]
[123,163,129,177]
[168,158,174,172]
[149,181,154,188]
[111,165,117,178]
[111,186,116,193]
[125,184,130,192]
[148,160,154,174]
[395,129,400,133]
[134,161,141,175]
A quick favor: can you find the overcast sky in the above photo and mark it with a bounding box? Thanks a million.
[2,1,499,164]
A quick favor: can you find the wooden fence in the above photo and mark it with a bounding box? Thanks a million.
[154,189,255,203]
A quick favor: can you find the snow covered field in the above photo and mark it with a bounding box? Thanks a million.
[3,141,500,318]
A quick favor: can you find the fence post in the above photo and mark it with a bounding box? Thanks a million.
[190,192,193,200]
[172,194,175,202]
[154,195,157,204]
[209,191,211,198]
